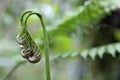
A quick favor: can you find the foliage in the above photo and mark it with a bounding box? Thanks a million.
[1,0,120,80]
[52,42,120,60]
[47,0,120,60]
[48,0,112,35]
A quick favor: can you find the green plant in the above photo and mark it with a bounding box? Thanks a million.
[47,0,120,60]
[52,42,120,60]
[16,10,51,80]
[2,0,120,80]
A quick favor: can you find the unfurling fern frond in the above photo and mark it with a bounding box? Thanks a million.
[52,43,120,60]
[16,10,51,80]
[16,28,41,63]
[16,11,41,63]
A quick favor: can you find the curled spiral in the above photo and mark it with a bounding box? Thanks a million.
[16,10,51,80]
[16,11,41,63]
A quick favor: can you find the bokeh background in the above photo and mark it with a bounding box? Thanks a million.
[1,0,120,80]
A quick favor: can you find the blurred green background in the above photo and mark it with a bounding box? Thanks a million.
[1,0,120,80]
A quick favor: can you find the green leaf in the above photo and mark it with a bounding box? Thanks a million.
[70,51,79,57]
[89,48,97,60]
[97,46,105,58]
[80,50,88,60]
[61,52,70,58]
[106,44,116,57]
[115,43,120,53]
[51,43,120,61]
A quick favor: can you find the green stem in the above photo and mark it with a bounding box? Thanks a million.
[1,61,26,80]
[24,11,51,80]
[20,10,32,26]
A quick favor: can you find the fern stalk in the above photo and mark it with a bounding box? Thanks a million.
[21,11,51,80]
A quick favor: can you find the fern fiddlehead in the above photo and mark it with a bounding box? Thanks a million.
[16,10,51,80]
[16,11,41,63]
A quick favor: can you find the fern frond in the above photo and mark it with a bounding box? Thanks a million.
[51,43,120,60]
[46,0,120,54]
[48,0,116,34]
